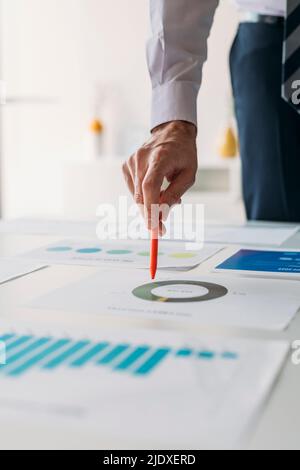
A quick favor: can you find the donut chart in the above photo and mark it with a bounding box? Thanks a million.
[132,280,228,303]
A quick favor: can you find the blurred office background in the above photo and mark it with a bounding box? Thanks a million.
[0,0,243,220]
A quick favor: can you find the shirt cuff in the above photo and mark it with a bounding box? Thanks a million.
[151,80,199,130]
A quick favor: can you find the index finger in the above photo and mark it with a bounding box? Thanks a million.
[142,164,165,230]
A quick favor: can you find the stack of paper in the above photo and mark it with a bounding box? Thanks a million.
[0,322,288,449]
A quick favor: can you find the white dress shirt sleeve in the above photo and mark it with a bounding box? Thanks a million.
[147,0,219,129]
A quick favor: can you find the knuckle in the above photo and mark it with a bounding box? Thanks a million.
[155,149,165,159]
[153,149,166,161]
[149,158,163,173]
[136,148,146,160]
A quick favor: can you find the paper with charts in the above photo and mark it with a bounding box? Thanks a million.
[216,249,300,276]
[28,269,300,330]
[0,322,288,448]
[0,258,46,285]
[20,239,222,270]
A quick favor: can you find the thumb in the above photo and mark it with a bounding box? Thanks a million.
[160,169,196,209]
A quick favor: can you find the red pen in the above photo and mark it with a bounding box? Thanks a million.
[150,228,159,280]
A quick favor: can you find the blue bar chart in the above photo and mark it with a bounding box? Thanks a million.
[0,333,239,378]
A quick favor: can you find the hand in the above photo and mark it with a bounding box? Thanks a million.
[122,121,198,234]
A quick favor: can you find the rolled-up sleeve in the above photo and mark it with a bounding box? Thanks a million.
[147,0,219,129]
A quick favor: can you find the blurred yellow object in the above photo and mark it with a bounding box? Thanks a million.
[90,119,104,134]
[218,126,238,158]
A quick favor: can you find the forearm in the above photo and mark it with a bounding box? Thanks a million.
[147,0,219,129]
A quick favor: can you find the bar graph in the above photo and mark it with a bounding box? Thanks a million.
[0,333,239,379]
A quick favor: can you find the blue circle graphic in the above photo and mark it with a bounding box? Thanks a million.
[76,248,102,254]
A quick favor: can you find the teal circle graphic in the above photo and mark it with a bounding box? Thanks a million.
[76,248,102,254]
[106,250,132,255]
[47,246,72,252]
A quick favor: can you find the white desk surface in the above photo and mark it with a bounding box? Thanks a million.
[0,225,300,450]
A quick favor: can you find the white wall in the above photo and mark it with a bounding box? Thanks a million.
[1,0,238,218]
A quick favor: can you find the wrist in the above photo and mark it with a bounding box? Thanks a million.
[152,120,197,139]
